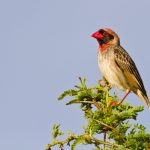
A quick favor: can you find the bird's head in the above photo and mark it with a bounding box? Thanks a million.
[91,28,120,48]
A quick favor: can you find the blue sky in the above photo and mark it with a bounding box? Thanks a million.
[0,0,150,149]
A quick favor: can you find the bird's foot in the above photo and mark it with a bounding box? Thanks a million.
[109,91,131,106]
[109,100,120,106]
[98,79,102,84]
[109,99,124,106]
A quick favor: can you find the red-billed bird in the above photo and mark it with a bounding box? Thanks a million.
[91,28,150,109]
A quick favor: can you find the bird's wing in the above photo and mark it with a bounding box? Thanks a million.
[113,46,147,97]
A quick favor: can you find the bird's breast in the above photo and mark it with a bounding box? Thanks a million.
[98,51,130,91]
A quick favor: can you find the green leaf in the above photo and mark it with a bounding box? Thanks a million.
[71,136,84,150]
[58,89,78,100]
[52,124,64,139]
[66,99,79,105]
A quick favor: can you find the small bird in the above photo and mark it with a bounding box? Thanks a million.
[91,28,150,109]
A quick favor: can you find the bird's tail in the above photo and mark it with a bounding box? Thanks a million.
[136,89,150,110]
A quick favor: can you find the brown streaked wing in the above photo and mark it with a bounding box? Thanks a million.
[114,46,147,96]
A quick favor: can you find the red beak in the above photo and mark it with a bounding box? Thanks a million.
[91,31,103,40]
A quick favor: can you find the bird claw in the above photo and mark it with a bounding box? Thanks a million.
[109,101,118,106]
[109,100,122,106]
[98,79,102,84]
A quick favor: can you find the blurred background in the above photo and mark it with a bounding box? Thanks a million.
[0,0,150,149]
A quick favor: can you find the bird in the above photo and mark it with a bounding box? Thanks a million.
[91,28,150,109]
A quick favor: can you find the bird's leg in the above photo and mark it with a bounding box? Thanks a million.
[110,90,130,106]
[117,90,130,105]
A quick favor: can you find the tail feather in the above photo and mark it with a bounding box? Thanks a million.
[136,89,150,109]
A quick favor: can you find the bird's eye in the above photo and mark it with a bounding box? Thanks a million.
[103,32,109,36]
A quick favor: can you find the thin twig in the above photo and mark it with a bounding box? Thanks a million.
[70,101,94,104]
[68,99,102,110]
[46,134,119,150]
[92,99,102,109]
[93,119,116,131]
[45,135,77,150]
[104,131,106,150]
